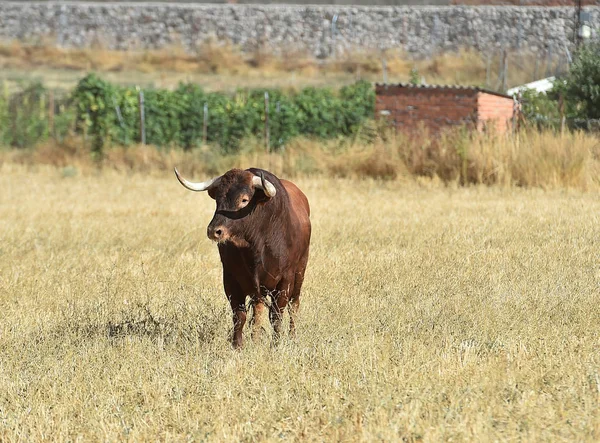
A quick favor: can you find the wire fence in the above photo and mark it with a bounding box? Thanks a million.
[2,85,600,156]
[527,116,600,131]
[0,78,378,152]
[2,40,600,154]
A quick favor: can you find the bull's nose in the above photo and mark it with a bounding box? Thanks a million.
[208,225,226,241]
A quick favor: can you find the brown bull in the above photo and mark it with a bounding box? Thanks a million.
[174,167,311,348]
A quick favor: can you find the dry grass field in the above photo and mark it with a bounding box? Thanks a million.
[1,163,599,441]
[4,129,600,190]
[0,40,554,93]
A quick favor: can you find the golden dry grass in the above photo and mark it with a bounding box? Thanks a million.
[3,129,599,190]
[0,39,553,93]
[1,164,599,441]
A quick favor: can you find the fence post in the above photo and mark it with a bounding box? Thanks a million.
[276,101,282,147]
[485,52,491,88]
[331,14,338,58]
[203,102,208,146]
[138,89,146,145]
[112,96,125,144]
[113,96,125,129]
[264,92,270,154]
[512,96,518,136]
[563,41,572,65]
[382,58,388,85]
[559,93,565,136]
[545,48,553,78]
[393,97,399,138]
[501,49,508,93]
[48,90,55,139]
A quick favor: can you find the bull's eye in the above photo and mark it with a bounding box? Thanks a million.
[240,197,249,208]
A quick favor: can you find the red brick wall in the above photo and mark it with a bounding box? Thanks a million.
[477,92,515,134]
[375,85,515,135]
[375,85,478,134]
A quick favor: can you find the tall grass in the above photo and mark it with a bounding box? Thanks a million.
[3,129,598,190]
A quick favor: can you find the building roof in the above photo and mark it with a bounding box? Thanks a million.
[506,77,556,96]
[375,83,513,100]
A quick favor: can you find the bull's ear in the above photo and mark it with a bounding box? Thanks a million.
[252,173,277,198]
[207,187,218,200]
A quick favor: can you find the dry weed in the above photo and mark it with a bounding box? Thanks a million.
[0,39,545,92]
[2,129,599,191]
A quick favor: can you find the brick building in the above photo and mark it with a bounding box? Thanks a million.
[375,83,516,135]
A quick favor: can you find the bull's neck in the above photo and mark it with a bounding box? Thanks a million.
[251,194,291,249]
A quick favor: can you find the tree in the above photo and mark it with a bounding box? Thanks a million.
[563,43,600,119]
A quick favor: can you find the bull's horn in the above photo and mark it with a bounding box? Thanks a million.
[252,173,277,198]
[174,167,221,192]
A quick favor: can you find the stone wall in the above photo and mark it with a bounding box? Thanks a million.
[1,2,598,58]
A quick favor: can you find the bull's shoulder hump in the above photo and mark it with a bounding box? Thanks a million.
[281,179,310,218]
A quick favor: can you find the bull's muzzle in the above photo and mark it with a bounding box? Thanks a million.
[207,224,228,242]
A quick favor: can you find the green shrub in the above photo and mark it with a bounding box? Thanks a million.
[72,74,375,153]
[7,83,49,148]
[519,88,562,130]
[1,75,375,152]
[520,43,600,129]
[563,43,600,120]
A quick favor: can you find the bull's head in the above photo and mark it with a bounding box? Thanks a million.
[174,167,276,244]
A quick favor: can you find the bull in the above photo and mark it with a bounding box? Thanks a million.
[174,167,311,348]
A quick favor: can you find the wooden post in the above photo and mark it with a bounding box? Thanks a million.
[501,49,508,93]
[485,52,492,88]
[111,96,125,144]
[138,90,146,145]
[513,92,522,151]
[393,97,399,139]
[276,101,282,147]
[264,92,270,153]
[203,102,208,146]
[512,96,518,136]
[558,93,565,136]
[331,14,338,58]
[48,90,55,139]
[113,96,125,128]
[545,48,553,78]
[575,0,582,49]
[382,58,388,85]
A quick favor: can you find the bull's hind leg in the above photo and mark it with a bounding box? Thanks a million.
[288,296,300,339]
[288,251,309,338]
[269,279,293,344]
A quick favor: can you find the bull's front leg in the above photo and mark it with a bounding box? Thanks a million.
[224,273,246,349]
[230,299,247,349]
[249,292,268,341]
